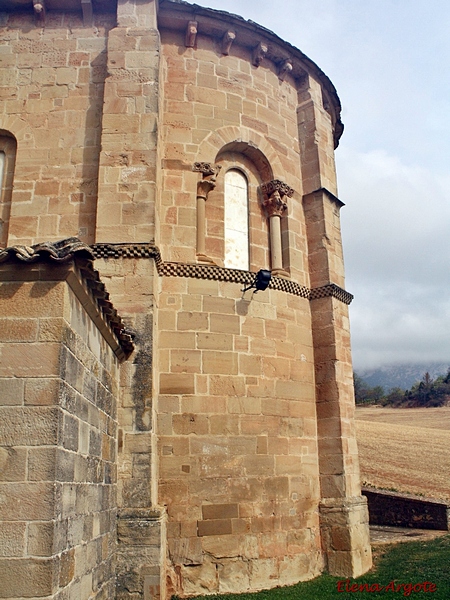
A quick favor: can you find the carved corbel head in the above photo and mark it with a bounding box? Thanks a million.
[278,59,293,81]
[193,162,222,200]
[260,179,294,217]
[33,0,46,22]
[252,42,268,67]
[222,31,236,55]
[185,20,198,48]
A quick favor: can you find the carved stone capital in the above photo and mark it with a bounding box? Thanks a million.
[262,190,287,217]
[261,179,294,199]
[193,162,220,177]
[261,180,294,218]
[196,179,216,200]
[194,163,222,200]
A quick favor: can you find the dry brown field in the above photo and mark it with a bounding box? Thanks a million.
[355,406,450,502]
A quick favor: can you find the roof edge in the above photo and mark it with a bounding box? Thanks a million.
[0,238,134,360]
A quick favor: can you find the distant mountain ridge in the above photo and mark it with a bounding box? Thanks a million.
[357,362,450,392]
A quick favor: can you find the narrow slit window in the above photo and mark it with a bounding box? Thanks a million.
[224,169,249,270]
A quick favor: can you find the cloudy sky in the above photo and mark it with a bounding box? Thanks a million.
[196,0,450,370]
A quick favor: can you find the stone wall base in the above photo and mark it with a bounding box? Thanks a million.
[319,496,372,577]
[116,508,166,600]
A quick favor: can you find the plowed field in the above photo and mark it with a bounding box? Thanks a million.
[355,406,450,502]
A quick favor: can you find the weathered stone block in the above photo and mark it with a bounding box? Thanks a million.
[0,406,58,446]
[202,504,238,520]
[210,314,240,334]
[24,378,60,406]
[0,318,38,342]
[168,537,202,566]
[0,446,26,482]
[197,519,232,537]
[27,521,54,557]
[172,413,208,435]
[196,332,233,350]
[0,378,24,406]
[0,521,26,557]
[0,557,56,597]
[177,311,208,331]
[0,343,61,378]
[0,282,65,319]
[179,559,218,595]
[218,558,250,593]
[170,349,201,373]
[202,350,238,375]
[0,483,55,521]
[27,447,56,482]
[160,374,195,395]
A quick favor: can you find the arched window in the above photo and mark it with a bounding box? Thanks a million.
[0,132,17,247]
[224,169,249,270]
[201,142,273,271]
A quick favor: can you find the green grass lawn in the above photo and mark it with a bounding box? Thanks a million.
[192,534,450,600]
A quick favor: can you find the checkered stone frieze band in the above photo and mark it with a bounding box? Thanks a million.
[91,244,352,303]
[309,283,354,305]
[91,243,162,266]
[159,261,310,298]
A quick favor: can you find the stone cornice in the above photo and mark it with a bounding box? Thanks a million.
[302,187,345,208]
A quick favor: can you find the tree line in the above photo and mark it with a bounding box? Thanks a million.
[354,369,450,407]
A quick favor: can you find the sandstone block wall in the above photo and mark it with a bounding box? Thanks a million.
[0,10,114,246]
[156,275,323,595]
[0,260,120,599]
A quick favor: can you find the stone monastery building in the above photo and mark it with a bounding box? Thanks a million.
[0,0,372,598]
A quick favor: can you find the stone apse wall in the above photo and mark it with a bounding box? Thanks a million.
[0,0,372,598]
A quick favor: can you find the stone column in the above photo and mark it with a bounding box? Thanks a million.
[261,179,293,276]
[299,75,372,578]
[193,162,221,264]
